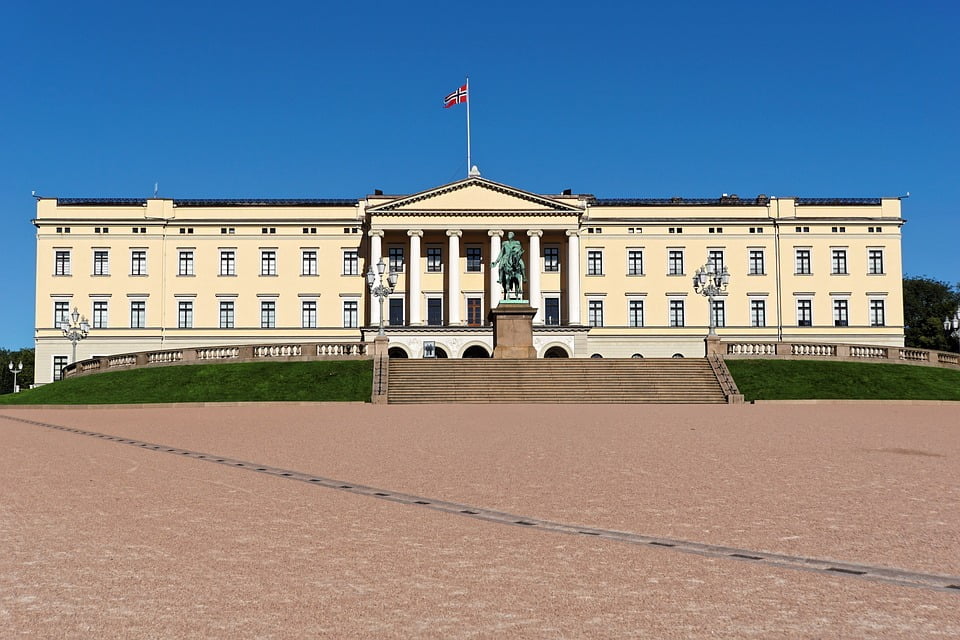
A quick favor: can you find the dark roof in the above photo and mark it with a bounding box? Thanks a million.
[794,198,882,206]
[593,197,769,206]
[57,198,358,207]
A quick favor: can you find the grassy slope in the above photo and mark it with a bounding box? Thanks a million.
[0,360,373,405]
[725,359,960,402]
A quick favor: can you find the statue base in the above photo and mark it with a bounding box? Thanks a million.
[490,303,537,359]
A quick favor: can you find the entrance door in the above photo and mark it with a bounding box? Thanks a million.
[389,298,404,326]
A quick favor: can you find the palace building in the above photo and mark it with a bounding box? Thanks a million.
[33,173,906,384]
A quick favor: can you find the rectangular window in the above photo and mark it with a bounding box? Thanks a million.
[261,301,276,328]
[868,249,884,274]
[301,301,317,328]
[870,299,886,327]
[627,250,644,276]
[55,250,71,275]
[220,301,235,329]
[343,300,359,328]
[389,298,405,326]
[93,250,109,275]
[261,250,277,276]
[302,250,317,276]
[54,301,69,327]
[797,299,813,327]
[833,299,849,327]
[427,247,442,272]
[587,250,603,276]
[342,250,359,275]
[750,300,766,327]
[130,301,146,328]
[748,250,765,275]
[588,300,604,327]
[427,298,443,326]
[629,300,644,327]
[544,297,560,326]
[388,247,405,273]
[131,250,147,275]
[466,247,482,272]
[53,355,68,382]
[795,249,811,275]
[668,250,684,275]
[92,301,108,329]
[220,250,236,276]
[179,250,194,276]
[708,250,725,272]
[832,249,848,275]
[712,299,725,328]
[669,300,685,327]
[178,301,193,328]
[466,297,481,326]
[544,247,559,272]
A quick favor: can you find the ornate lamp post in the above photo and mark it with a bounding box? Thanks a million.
[693,262,730,335]
[60,306,90,364]
[366,258,398,336]
[8,361,23,393]
[944,305,960,353]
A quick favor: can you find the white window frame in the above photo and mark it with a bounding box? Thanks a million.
[93,249,110,276]
[220,249,236,276]
[178,250,194,276]
[301,249,318,276]
[130,300,146,329]
[130,249,148,276]
[54,249,71,276]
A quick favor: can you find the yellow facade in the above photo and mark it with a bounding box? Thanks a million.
[33,176,905,382]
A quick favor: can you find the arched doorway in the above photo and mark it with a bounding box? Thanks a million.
[543,346,570,358]
[672,353,685,358]
[388,347,409,358]
[462,345,490,358]
[590,353,603,359]
[631,353,643,358]
[434,347,448,358]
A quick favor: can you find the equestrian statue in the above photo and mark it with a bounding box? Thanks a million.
[492,231,526,301]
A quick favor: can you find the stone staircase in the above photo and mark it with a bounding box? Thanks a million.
[387,358,729,404]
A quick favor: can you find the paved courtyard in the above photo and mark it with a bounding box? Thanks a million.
[1,402,958,638]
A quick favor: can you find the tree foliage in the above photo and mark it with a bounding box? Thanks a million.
[0,347,35,394]
[902,276,960,351]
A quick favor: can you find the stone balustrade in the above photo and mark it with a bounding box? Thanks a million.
[717,339,959,370]
[62,341,373,379]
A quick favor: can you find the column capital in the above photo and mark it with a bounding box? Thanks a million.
[526,230,543,238]
[407,229,423,238]
[565,229,581,238]
[488,229,504,238]
[446,229,462,238]
[368,229,384,238]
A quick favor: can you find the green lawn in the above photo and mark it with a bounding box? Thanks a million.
[725,359,960,402]
[0,360,373,405]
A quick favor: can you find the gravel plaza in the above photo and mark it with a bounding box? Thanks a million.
[2,402,958,638]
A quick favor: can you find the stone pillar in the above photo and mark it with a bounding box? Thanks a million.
[368,229,384,327]
[527,230,542,321]
[447,229,462,325]
[488,229,503,311]
[566,229,581,324]
[408,230,423,325]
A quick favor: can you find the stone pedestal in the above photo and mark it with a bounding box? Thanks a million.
[490,303,538,359]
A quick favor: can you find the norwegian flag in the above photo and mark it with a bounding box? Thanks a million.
[444,84,468,108]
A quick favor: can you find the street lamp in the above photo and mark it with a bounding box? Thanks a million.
[693,261,731,335]
[944,305,960,353]
[8,361,23,393]
[366,258,398,336]
[60,306,90,364]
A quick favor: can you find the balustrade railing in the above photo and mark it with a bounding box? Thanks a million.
[721,340,957,371]
[63,341,372,379]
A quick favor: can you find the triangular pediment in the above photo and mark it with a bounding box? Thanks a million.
[367,177,583,214]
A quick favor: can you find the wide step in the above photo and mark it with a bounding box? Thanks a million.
[387,358,727,404]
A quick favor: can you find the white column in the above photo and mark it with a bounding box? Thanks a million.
[368,229,384,327]
[566,229,581,324]
[446,229,462,325]
[408,230,423,325]
[527,230,542,322]
[488,230,503,311]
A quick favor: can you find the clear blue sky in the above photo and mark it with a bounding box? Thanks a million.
[1,0,957,349]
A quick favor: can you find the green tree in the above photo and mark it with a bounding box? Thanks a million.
[0,347,35,394]
[902,276,960,351]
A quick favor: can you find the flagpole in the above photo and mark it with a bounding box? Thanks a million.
[466,76,471,176]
